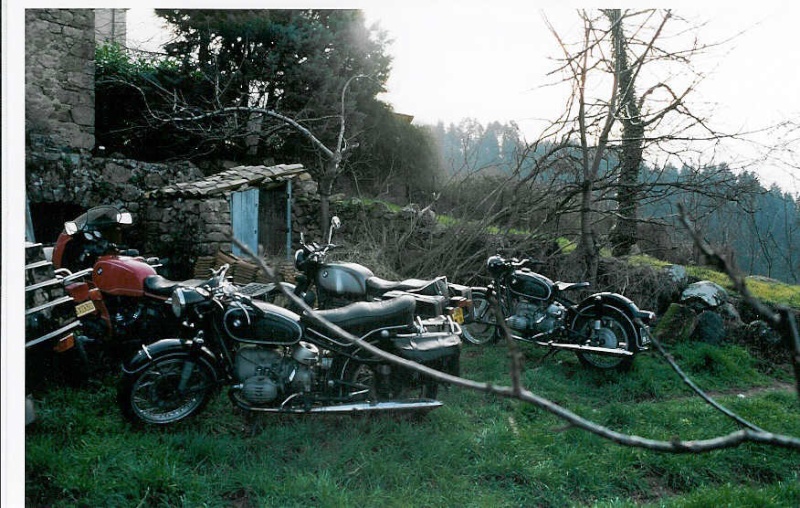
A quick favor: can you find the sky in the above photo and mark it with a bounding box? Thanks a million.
[123,1,800,192]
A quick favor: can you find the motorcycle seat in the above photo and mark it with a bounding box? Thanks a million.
[554,281,591,292]
[366,276,437,296]
[303,295,416,336]
[143,275,206,297]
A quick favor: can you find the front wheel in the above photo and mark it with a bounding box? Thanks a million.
[118,355,217,425]
[571,305,637,370]
[461,291,498,345]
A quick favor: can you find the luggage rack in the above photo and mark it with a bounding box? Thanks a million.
[237,282,274,298]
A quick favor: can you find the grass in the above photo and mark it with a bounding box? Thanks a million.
[25,341,799,507]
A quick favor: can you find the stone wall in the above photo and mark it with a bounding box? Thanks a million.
[26,9,96,152]
[26,150,204,245]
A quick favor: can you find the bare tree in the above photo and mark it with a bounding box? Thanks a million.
[533,9,739,277]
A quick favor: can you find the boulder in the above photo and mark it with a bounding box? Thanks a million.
[692,311,727,345]
[680,281,728,310]
[663,264,688,285]
[746,320,783,348]
[653,303,698,343]
[718,302,743,325]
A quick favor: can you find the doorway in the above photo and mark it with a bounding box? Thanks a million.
[230,185,289,258]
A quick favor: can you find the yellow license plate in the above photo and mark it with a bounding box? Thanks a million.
[75,300,96,317]
[452,307,464,324]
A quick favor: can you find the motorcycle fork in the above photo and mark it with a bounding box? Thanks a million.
[178,360,197,392]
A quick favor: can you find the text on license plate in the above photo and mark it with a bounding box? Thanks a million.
[75,300,96,317]
[451,307,464,324]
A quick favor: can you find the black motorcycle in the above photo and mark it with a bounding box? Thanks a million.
[462,255,655,370]
[118,264,462,425]
[293,217,472,325]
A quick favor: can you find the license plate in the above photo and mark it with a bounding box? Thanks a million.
[75,300,96,317]
[451,307,464,324]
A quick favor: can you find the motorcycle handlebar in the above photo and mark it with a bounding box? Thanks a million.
[511,257,543,269]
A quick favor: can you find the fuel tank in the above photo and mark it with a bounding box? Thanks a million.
[223,301,303,345]
[316,262,375,297]
[508,269,553,301]
[92,255,157,297]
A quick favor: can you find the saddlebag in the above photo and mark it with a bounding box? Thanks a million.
[392,333,461,362]
[392,333,461,376]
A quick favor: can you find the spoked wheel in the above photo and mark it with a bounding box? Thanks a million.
[118,356,217,425]
[461,291,498,345]
[342,360,438,401]
[571,305,636,371]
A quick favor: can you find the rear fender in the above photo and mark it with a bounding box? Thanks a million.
[577,292,654,322]
[573,292,653,350]
[121,338,219,376]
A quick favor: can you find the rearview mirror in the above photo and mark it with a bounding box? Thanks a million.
[327,216,342,244]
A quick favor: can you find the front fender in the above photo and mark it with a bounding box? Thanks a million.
[121,338,219,375]
[465,287,489,322]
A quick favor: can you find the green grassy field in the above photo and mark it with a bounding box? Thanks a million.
[25,340,799,507]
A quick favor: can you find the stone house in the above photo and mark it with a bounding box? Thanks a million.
[144,163,320,278]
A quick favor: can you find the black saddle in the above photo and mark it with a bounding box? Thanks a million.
[143,275,206,297]
[303,295,416,336]
[366,276,441,296]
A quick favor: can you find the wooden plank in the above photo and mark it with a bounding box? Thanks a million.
[231,188,259,257]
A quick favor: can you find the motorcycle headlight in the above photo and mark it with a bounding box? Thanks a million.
[172,287,187,318]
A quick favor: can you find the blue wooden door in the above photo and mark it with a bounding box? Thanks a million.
[231,188,259,257]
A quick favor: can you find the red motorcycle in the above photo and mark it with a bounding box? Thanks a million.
[52,206,218,357]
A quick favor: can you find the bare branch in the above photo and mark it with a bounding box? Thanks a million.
[644,327,765,432]
[169,105,335,160]
[677,203,800,398]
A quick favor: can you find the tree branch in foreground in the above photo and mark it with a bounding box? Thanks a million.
[234,239,800,453]
[677,203,800,398]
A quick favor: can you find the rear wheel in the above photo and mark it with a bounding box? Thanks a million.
[118,355,217,425]
[571,305,636,370]
[461,291,498,345]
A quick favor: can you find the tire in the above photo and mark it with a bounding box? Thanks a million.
[341,360,438,401]
[571,305,637,370]
[118,354,217,425]
[461,291,499,345]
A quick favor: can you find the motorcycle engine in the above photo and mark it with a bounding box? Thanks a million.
[105,295,146,339]
[235,343,321,405]
[506,300,566,335]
